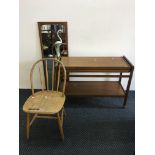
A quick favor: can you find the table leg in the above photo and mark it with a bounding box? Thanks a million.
[66,71,69,82]
[119,72,122,83]
[123,68,134,108]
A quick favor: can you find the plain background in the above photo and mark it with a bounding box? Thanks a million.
[19,0,135,90]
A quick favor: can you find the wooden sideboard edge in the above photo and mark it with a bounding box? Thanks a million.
[123,56,134,69]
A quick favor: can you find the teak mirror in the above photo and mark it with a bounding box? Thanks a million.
[38,22,68,58]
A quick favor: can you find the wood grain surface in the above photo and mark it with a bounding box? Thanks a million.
[65,81,125,97]
[61,57,130,71]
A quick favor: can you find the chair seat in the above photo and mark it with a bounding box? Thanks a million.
[23,91,65,114]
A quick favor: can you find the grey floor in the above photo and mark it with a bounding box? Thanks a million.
[19,90,135,155]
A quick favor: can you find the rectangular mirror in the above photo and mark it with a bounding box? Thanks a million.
[38,22,68,58]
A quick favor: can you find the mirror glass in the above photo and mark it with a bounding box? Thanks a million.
[38,22,68,58]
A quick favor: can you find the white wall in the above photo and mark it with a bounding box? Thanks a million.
[19,0,135,90]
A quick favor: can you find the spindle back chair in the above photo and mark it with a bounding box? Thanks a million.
[23,58,66,141]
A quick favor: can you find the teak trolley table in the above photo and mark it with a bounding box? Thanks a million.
[61,56,134,108]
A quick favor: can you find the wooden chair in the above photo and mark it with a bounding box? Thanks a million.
[23,58,66,141]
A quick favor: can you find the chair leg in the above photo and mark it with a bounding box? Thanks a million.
[61,109,64,126]
[26,113,30,140]
[57,112,64,141]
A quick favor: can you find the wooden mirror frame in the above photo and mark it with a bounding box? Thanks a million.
[38,22,68,58]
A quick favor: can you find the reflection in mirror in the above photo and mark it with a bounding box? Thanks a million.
[38,22,68,58]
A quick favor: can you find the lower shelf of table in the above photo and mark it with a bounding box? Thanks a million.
[65,81,125,97]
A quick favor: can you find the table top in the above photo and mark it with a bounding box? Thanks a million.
[61,56,132,71]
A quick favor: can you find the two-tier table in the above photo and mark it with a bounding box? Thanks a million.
[61,56,134,108]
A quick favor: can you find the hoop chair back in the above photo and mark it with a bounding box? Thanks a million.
[30,58,66,96]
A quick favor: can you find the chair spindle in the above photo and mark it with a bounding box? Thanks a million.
[57,64,61,91]
[52,61,55,91]
[45,60,49,90]
[38,64,44,92]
